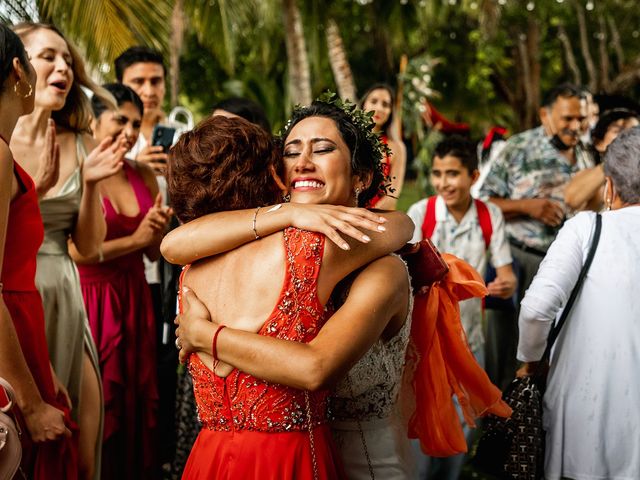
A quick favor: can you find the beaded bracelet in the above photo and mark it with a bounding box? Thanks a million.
[212,325,227,371]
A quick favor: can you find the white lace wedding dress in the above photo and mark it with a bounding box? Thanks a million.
[329,261,415,480]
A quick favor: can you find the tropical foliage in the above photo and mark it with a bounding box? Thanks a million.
[3,0,640,137]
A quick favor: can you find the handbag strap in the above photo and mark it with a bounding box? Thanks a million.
[540,213,602,364]
[0,377,16,412]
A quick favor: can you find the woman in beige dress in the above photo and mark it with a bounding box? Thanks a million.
[11,22,126,480]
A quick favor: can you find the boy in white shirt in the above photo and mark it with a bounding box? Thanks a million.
[408,136,516,360]
[408,136,516,479]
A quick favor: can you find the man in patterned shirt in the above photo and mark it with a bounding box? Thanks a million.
[479,83,593,387]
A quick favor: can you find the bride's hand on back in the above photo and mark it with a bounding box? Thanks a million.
[286,203,388,250]
[176,288,234,376]
[175,288,215,364]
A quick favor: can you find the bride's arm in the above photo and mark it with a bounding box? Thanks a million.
[177,255,410,390]
[161,203,408,265]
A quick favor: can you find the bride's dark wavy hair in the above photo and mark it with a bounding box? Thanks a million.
[168,115,283,223]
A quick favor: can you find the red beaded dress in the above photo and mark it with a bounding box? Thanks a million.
[182,228,345,480]
[1,155,77,479]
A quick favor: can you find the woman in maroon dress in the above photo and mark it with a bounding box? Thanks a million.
[0,24,76,479]
[71,83,171,480]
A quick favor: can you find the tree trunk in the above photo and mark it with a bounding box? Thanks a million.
[479,0,500,40]
[558,25,582,86]
[607,15,625,72]
[517,34,534,129]
[170,0,185,108]
[371,0,395,82]
[515,17,540,131]
[608,57,640,93]
[282,0,312,106]
[575,1,598,91]
[390,54,408,141]
[217,0,235,76]
[325,19,357,102]
[598,16,610,92]
[511,39,529,131]
[527,17,540,124]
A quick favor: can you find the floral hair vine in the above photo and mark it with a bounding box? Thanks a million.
[315,91,391,161]
[279,91,395,199]
[316,91,395,198]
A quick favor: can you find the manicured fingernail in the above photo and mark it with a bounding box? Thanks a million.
[379,217,387,222]
[377,225,386,231]
[362,235,371,242]
[342,243,350,250]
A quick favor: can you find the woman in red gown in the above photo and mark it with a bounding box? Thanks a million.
[165,114,412,479]
[0,24,76,479]
[359,83,407,209]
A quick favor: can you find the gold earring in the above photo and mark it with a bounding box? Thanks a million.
[604,181,613,211]
[14,81,33,99]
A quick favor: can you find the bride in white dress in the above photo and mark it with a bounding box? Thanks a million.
[329,280,415,479]
[164,100,417,478]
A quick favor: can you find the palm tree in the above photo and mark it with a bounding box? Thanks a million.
[170,0,185,108]
[325,18,356,101]
[36,0,172,73]
[283,0,312,106]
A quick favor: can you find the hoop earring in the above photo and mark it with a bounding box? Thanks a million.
[282,193,291,203]
[354,187,361,204]
[604,180,613,211]
[14,81,33,99]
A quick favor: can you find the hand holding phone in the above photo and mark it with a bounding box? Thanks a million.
[151,125,176,153]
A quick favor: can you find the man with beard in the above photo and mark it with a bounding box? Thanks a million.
[479,83,593,389]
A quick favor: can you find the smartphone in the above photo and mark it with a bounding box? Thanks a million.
[151,125,176,153]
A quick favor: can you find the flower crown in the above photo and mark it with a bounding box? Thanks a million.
[280,91,394,200]
[315,91,392,161]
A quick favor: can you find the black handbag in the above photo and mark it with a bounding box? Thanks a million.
[473,213,602,480]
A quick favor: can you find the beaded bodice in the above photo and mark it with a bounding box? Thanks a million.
[330,256,413,422]
[187,228,330,432]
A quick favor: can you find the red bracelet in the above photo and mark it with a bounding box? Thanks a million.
[212,325,227,362]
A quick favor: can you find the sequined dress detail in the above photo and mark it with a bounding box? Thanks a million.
[182,228,345,479]
[330,255,414,479]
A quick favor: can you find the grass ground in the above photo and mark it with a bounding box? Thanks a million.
[397,179,425,213]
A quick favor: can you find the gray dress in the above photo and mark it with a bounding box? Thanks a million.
[35,135,103,479]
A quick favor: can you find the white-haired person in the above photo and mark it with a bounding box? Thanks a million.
[517,126,640,480]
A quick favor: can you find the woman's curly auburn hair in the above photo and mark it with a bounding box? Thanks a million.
[168,116,283,224]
